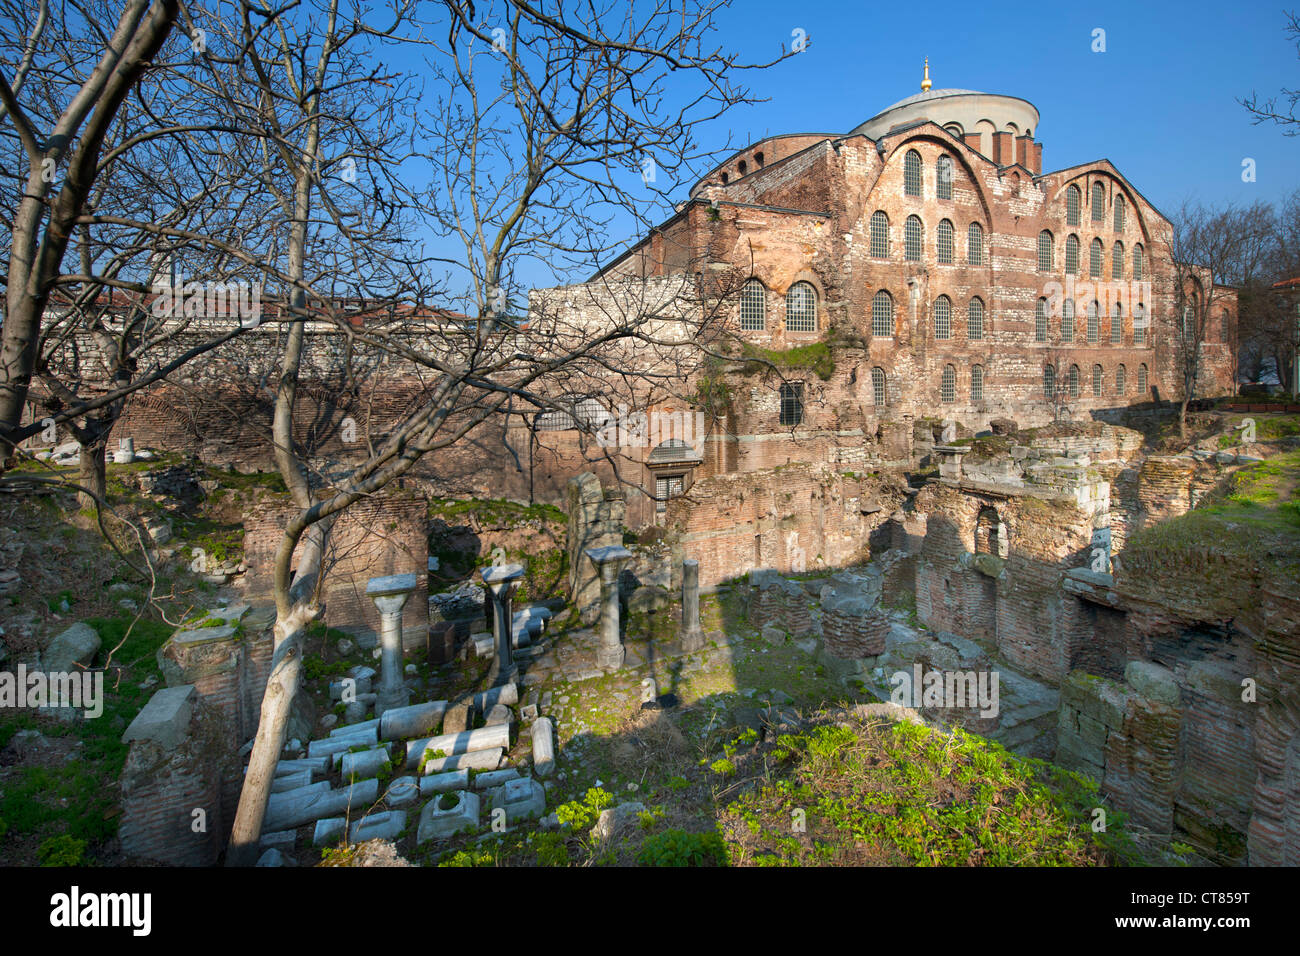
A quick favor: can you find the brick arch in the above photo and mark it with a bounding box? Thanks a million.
[1047,166,1157,249]
[879,131,997,232]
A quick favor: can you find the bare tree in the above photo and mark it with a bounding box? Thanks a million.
[0,0,184,453]
[221,0,787,864]
[1240,10,1300,134]
[1162,201,1244,438]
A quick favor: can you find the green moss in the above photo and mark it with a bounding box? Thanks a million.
[738,341,835,381]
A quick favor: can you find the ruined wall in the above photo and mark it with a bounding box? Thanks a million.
[666,463,904,588]
[240,489,429,647]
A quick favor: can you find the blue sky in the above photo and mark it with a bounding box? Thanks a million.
[693,0,1299,214]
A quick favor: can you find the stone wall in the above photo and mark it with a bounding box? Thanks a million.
[240,489,429,648]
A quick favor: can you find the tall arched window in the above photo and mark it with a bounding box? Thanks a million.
[1133,244,1144,280]
[740,278,766,330]
[904,149,923,197]
[937,219,955,264]
[871,367,887,406]
[968,297,985,341]
[1038,230,1054,272]
[1112,241,1124,279]
[1035,298,1048,342]
[1138,363,1148,395]
[1087,301,1100,343]
[1134,303,1146,345]
[1068,364,1081,398]
[1110,302,1123,344]
[785,282,817,332]
[870,211,890,258]
[1062,299,1075,343]
[934,295,952,339]
[1066,185,1081,226]
[967,222,983,265]
[1092,364,1103,397]
[905,215,924,261]
[1065,235,1080,275]
[1043,364,1056,400]
[1089,238,1103,278]
[871,290,894,338]
[1091,182,1105,222]
[941,364,956,403]
[1114,195,1125,231]
[1116,364,1127,396]
[936,155,953,200]
[970,364,984,402]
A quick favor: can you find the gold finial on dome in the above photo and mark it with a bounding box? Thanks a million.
[921,57,932,92]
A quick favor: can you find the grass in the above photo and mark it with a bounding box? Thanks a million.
[737,341,835,381]
[718,717,1136,866]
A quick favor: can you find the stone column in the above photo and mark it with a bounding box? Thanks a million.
[117,437,135,464]
[680,558,705,652]
[481,563,525,686]
[584,545,633,671]
[366,573,417,716]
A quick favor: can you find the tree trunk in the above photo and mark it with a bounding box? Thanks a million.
[77,440,107,512]
[226,517,331,865]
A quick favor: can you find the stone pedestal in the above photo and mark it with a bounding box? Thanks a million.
[366,573,417,717]
[680,558,705,652]
[481,564,525,686]
[585,545,633,671]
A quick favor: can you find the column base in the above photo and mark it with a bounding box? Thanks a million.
[488,662,519,687]
[596,644,624,671]
[680,626,706,653]
[375,686,409,718]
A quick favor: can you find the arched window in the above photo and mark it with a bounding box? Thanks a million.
[740,279,766,330]
[904,149,923,197]
[871,367,887,406]
[738,160,747,176]
[941,364,956,403]
[1065,235,1080,275]
[870,211,890,258]
[937,219,955,264]
[1112,241,1124,280]
[1037,230,1054,272]
[936,155,953,200]
[1138,363,1149,395]
[1110,302,1123,344]
[785,282,817,332]
[1092,364,1103,397]
[1091,182,1105,222]
[1062,299,1075,343]
[1066,185,1081,226]
[970,364,984,402]
[968,297,985,341]
[934,295,952,339]
[1068,364,1080,398]
[1087,300,1099,343]
[871,290,894,339]
[1035,298,1048,342]
[1089,238,1103,278]
[1116,363,1127,396]
[905,215,924,261]
[1133,244,1144,280]
[967,222,983,265]
[1134,303,1146,345]
[1043,364,1056,400]
[1114,195,1125,231]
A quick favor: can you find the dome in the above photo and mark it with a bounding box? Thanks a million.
[850,86,1041,161]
